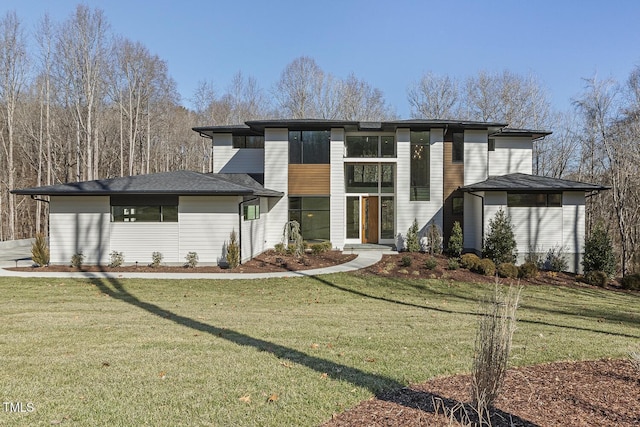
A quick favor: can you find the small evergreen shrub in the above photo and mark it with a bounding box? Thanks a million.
[31,233,50,267]
[584,270,608,287]
[426,223,442,255]
[226,230,240,269]
[497,263,518,279]
[151,252,163,267]
[460,253,481,270]
[185,251,199,268]
[544,246,568,272]
[620,273,640,291]
[109,251,124,268]
[424,257,437,270]
[447,258,459,270]
[447,221,463,258]
[582,223,616,276]
[518,262,539,279]
[310,241,332,254]
[401,255,412,267]
[274,243,286,254]
[405,219,420,253]
[476,258,496,276]
[483,208,517,265]
[71,252,84,269]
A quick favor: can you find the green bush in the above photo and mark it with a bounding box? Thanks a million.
[150,252,163,268]
[447,221,463,258]
[405,219,420,253]
[460,253,481,270]
[447,258,459,270]
[185,251,199,268]
[476,258,496,276]
[109,251,124,268]
[620,273,640,291]
[31,233,50,267]
[71,252,84,269]
[584,270,608,287]
[497,263,518,279]
[582,223,616,276]
[518,262,539,279]
[424,257,437,270]
[483,208,517,265]
[226,230,240,269]
[310,241,332,255]
[274,243,286,255]
[426,223,442,255]
[401,255,412,267]
[544,246,568,272]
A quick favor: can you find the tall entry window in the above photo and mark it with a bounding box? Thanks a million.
[345,135,395,158]
[410,131,430,201]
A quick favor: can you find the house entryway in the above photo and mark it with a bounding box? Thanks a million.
[345,195,395,245]
[362,196,378,244]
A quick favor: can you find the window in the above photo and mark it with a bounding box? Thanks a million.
[346,196,360,239]
[110,195,178,222]
[488,138,495,152]
[289,131,330,164]
[380,196,395,239]
[507,192,563,207]
[233,135,264,149]
[410,131,430,201]
[345,164,395,194]
[452,132,464,163]
[243,204,260,221]
[288,197,330,240]
[452,196,464,215]
[345,135,395,158]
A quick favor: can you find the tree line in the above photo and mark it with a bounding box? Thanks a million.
[0,5,637,275]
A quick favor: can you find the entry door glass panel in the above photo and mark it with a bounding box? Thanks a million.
[380,196,394,239]
[346,197,360,239]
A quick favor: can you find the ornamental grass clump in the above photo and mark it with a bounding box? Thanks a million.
[31,233,50,267]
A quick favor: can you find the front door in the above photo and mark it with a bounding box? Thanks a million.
[361,196,378,244]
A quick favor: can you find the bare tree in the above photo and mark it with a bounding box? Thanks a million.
[337,73,394,121]
[407,72,460,119]
[273,56,325,119]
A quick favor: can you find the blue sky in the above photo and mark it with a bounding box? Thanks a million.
[7,0,640,118]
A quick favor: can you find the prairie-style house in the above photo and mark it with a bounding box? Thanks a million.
[13,119,606,272]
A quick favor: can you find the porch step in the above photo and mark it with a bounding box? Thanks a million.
[343,243,396,252]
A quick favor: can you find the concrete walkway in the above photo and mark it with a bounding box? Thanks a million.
[0,241,391,279]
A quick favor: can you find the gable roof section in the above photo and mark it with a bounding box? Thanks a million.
[11,170,284,197]
[460,173,609,192]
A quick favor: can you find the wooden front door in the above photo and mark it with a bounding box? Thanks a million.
[362,196,379,244]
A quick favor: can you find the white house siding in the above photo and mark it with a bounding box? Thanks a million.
[212,133,264,174]
[464,130,488,185]
[240,197,269,262]
[179,196,241,265]
[263,128,289,248]
[509,206,563,264]
[488,137,533,176]
[330,128,345,248]
[562,191,586,273]
[463,192,484,253]
[396,128,444,239]
[482,192,507,255]
[49,196,110,264]
[110,223,179,264]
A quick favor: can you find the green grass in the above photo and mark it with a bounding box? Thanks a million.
[1,274,638,426]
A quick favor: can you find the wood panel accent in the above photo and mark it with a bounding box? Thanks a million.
[443,133,465,246]
[288,164,330,195]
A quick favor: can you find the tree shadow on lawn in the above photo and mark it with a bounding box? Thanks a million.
[89,276,535,425]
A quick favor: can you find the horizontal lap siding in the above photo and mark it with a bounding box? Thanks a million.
[264,129,289,248]
[489,138,533,175]
[241,197,268,262]
[213,133,264,174]
[179,196,240,265]
[288,164,330,195]
[49,196,110,264]
[110,223,179,263]
[562,192,585,273]
[330,128,345,247]
[508,207,564,255]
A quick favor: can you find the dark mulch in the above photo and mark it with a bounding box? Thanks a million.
[324,358,640,426]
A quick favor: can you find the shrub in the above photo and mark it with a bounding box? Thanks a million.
[71,252,84,269]
[405,219,420,253]
[283,220,304,257]
[497,262,518,279]
[109,251,124,268]
[476,258,496,276]
[185,251,199,268]
[447,221,463,258]
[483,208,517,265]
[525,248,545,270]
[620,273,640,291]
[446,258,459,270]
[584,270,608,287]
[424,257,437,270]
[426,223,442,255]
[544,245,568,272]
[31,233,50,267]
[471,285,521,414]
[460,253,481,270]
[401,255,412,267]
[310,241,332,255]
[518,262,539,279]
[226,230,240,269]
[274,243,285,254]
[582,223,616,276]
[150,252,163,268]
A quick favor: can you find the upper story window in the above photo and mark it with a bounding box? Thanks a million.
[110,195,178,222]
[233,135,264,149]
[410,131,430,201]
[488,138,495,152]
[507,192,562,208]
[452,131,464,163]
[345,135,395,158]
[289,131,330,164]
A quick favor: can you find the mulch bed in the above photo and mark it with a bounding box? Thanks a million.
[324,358,640,426]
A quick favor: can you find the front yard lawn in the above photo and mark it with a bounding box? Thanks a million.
[1,274,638,426]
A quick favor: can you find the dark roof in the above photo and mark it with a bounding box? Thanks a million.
[460,173,609,192]
[490,128,552,140]
[11,170,284,197]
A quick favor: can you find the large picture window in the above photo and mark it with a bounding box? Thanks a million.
[345,164,395,194]
[233,135,264,149]
[110,195,178,222]
[507,192,562,207]
[345,135,395,158]
[410,131,430,201]
[288,197,330,240]
[289,131,330,164]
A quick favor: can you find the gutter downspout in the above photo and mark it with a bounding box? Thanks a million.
[238,196,259,265]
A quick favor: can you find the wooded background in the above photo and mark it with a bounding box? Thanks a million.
[1,6,637,275]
